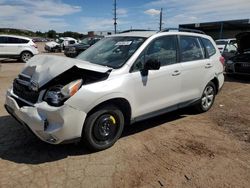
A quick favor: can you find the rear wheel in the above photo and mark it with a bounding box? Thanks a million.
[21,51,33,62]
[82,105,124,151]
[195,82,216,112]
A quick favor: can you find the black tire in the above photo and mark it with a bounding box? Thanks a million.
[20,51,33,62]
[195,81,216,113]
[82,105,124,151]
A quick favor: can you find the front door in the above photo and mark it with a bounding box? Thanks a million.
[128,35,182,118]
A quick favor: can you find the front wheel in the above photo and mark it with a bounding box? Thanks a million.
[195,82,216,112]
[82,105,124,151]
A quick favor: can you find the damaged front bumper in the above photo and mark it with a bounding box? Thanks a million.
[5,89,86,144]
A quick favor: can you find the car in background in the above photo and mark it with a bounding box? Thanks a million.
[32,37,49,42]
[64,37,102,58]
[44,37,78,53]
[60,37,78,50]
[0,35,38,62]
[216,38,237,53]
[44,41,61,52]
[225,32,250,76]
[216,38,238,61]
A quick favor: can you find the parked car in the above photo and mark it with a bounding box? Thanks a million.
[44,37,78,52]
[32,37,49,42]
[64,37,102,58]
[5,29,224,151]
[44,41,61,52]
[225,32,250,76]
[216,38,237,53]
[0,35,39,62]
[60,37,78,50]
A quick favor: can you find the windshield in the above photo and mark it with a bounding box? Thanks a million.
[77,36,146,69]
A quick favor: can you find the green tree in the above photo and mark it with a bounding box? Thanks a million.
[47,30,57,38]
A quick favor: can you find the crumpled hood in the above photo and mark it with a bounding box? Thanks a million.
[236,32,250,54]
[21,55,111,87]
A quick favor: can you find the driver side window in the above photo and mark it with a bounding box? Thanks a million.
[131,35,177,72]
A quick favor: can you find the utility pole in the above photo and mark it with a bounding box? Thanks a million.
[113,0,117,34]
[159,8,163,31]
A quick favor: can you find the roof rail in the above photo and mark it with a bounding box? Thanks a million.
[120,29,156,33]
[160,28,205,34]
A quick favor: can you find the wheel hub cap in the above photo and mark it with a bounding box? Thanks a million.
[202,86,214,109]
[94,115,117,141]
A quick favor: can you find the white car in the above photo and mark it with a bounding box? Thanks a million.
[59,37,78,50]
[0,35,39,62]
[216,38,237,53]
[5,29,224,151]
[44,41,61,53]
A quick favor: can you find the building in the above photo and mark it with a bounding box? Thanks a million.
[88,31,114,37]
[179,19,250,40]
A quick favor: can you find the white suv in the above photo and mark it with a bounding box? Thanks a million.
[0,35,39,62]
[5,29,224,151]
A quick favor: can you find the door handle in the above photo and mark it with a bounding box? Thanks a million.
[205,63,213,68]
[172,70,181,76]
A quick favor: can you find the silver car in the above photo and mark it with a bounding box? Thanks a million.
[5,30,224,151]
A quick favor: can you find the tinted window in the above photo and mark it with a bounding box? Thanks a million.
[229,40,236,44]
[180,36,205,62]
[19,38,29,43]
[7,37,29,44]
[69,40,75,44]
[201,38,216,57]
[0,37,8,43]
[215,41,227,45]
[131,36,177,72]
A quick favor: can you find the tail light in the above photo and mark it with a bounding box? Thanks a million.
[31,40,38,48]
[219,56,225,66]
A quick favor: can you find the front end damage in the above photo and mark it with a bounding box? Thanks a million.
[5,93,86,144]
[5,55,111,144]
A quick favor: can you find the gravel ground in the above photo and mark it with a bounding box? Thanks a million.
[0,43,250,188]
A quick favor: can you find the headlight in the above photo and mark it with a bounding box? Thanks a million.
[44,79,82,106]
[226,60,234,65]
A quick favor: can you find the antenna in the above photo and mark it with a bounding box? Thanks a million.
[159,8,163,31]
[113,0,117,34]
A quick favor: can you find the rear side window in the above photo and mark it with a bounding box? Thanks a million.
[180,36,205,62]
[69,40,75,44]
[201,38,216,57]
[7,37,29,44]
[0,37,8,43]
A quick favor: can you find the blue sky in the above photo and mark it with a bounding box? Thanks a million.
[0,0,250,33]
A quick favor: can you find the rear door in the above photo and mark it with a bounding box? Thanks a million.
[178,35,209,103]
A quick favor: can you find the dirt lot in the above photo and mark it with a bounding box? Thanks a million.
[0,43,250,187]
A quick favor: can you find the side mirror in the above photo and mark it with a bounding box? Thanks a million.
[144,59,161,70]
